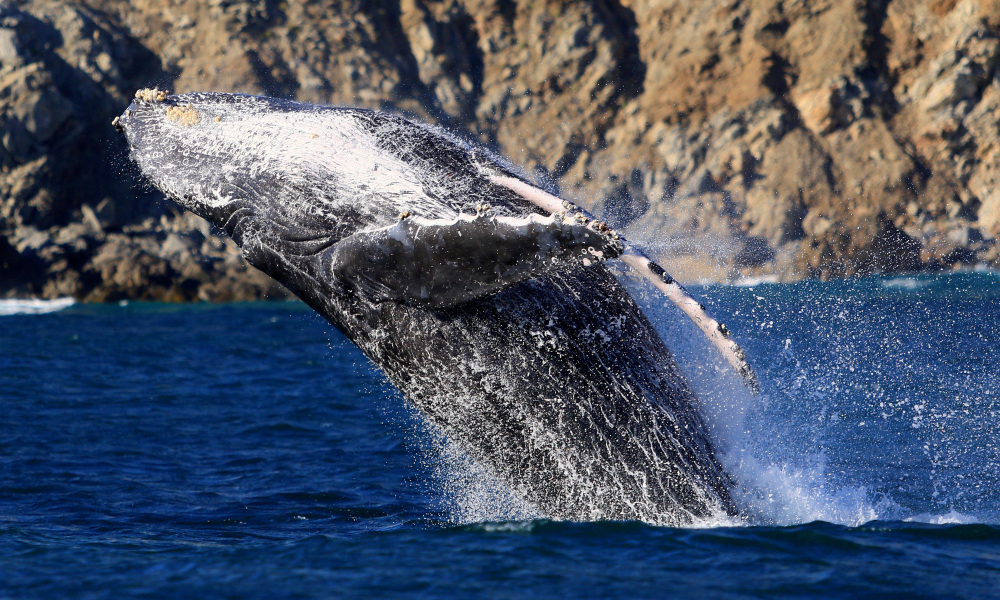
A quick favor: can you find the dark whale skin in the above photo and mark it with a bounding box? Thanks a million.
[118,92,736,525]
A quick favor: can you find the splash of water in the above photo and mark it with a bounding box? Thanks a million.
[392,272,999,528]
[426,432,543,524]
[653,273,1000,527]
[639,286,888,527]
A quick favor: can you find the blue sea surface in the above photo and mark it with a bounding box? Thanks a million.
[2,272,1000,598]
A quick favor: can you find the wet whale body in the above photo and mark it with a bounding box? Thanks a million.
[117,90,743,525]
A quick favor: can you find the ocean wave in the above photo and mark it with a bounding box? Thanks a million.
[881,276,929,290]
[0,297,75,316]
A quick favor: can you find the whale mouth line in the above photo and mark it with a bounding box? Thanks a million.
[223,205,257,246]
[201,196,337,258]
[228,212,339,257]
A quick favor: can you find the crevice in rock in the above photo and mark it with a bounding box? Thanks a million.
[733,235,776,269]
[595,0,645,102]
[855,213,922,275]
[246,48,298,99]
[552,142,584,179]
[601,167,651,230]
[760,51,793,101]
[859,0,897,119]
[446,6,486,123]
[378,0,453,126]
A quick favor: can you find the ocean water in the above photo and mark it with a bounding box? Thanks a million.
[2,271,999,598]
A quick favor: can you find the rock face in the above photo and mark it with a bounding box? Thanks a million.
[0,0,283,300]
[2,0,999,300]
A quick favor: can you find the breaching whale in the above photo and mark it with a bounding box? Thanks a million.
[115,90,756,525]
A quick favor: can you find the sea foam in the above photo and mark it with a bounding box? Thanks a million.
[0,298,75,316]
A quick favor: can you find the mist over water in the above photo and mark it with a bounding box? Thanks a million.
[363,270,1000,529]
[641,271,1000,527]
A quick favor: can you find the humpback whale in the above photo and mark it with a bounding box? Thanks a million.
[116,90,756,525]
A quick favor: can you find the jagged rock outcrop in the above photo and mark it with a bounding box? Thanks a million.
[0,0,284,299]
[2,0,999,301]
[578,0,1000,280]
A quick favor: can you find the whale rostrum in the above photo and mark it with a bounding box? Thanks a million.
[118,89,751,525]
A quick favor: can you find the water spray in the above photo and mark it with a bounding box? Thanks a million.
[489,174,760,395]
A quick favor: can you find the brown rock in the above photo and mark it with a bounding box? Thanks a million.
[8,0,1000,302]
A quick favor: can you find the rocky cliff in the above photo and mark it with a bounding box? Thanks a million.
[2,0,999,300]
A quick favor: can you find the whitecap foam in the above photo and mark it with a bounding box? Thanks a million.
[904,509,980,525]
[727,456,902,527]
[881,276,927,290]
[0,297,75,316]
[465,520,541,533]
[972,264,1000,275]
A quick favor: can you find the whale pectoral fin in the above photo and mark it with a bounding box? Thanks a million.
[488,173,763,395]
[324,213,623,308]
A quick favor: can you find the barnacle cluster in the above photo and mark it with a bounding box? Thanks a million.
[165,104,201,127]
[135,88,168,103]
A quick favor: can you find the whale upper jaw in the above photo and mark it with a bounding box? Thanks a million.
[117,91,349,242]
[114,90,342,294]
[115,90,237,221]
[115,90,451,230]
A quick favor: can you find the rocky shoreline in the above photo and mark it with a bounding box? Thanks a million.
[2,0,999,301]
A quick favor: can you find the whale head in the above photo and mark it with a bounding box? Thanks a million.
[115,90,631,311]
[116,90,465,297]
[118,91,374,243]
